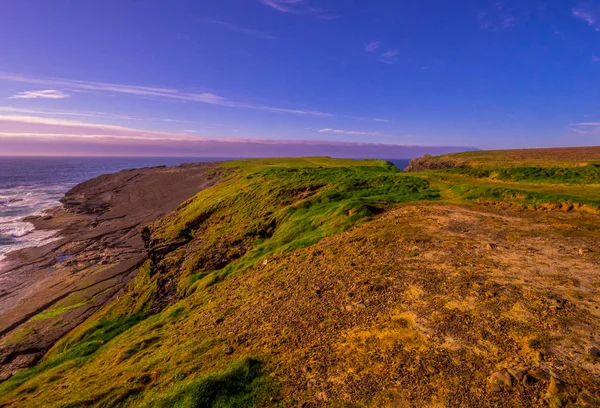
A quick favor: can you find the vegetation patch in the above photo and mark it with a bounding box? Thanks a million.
[149,158,439,290]
[439,165,600,184]
[0,313,144,395]
[141,358,278,408]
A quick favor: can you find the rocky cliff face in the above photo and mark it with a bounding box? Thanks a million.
[404,153,469,172]
[0,162,221,381]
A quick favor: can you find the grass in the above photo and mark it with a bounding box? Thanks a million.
[141,358,278,408]
[431,146,600,168]
[151,157,439,289]
[3,153,600,407]
[448,184,600,210]
[436,164,600,184]
[0,313,144,396]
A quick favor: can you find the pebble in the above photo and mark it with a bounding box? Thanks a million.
[507,367,526,382]
[588,346,600,358]
[578,390,600,406]
[224,346,234,355]
[546,377,563,397]
[489,369,512,392]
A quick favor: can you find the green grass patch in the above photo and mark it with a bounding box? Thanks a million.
[150,159,439,288]
[449,184,600,209]
[142,357,278,408]
[0,313,144,395]
[439,164,600,184]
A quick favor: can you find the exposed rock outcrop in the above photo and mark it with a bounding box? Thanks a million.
[404,153,469,172]
[0,162,222,381]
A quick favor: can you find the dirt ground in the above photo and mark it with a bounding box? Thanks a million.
[191,203,600,406]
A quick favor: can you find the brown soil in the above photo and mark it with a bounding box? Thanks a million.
[185,204,600,406]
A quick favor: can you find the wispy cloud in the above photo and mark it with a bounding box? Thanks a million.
[0,113,472,156]
[477,3,517,31]
[568,121,600,135]
[364,41,401,65]
[203,19,277,39]
[573,4,600,31]
[0,72,333,118]
[364,41,380,53]
[0,106,195,124]
[318,128,385,136]
[8,90,70,99]
[593,56,600,63]
[259,0,337,19]
[379,49,400,65]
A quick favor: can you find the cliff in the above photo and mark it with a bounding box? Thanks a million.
[1,154,599,407]
[0,162,221,381]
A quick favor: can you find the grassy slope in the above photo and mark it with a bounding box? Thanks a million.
[428,146,600,168]
[411,147,600,212]
[0,153,599,407]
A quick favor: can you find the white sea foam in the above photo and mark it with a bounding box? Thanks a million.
[0,183,72,270]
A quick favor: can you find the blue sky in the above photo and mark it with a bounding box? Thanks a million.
[0,0,599,156]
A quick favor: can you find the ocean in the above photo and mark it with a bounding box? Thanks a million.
[0,157,411,264]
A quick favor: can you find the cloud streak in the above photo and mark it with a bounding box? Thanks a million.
[364,41,400,65]
[568,122,600,135]
[364,41,380,53]
[0,113,475,157]
[204,19,277,39]
[379,49,400,65]
[259,0,337,19]
[318,128,385,136]
[477,3,517,31]
[0,106,196,124]
[573,5,600,31]
[8,90,70,99]
[0,72,333,118]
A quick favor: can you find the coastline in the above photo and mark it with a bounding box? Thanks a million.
[0,162,223,380]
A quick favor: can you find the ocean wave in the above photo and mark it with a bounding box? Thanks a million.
[0,183,70,267]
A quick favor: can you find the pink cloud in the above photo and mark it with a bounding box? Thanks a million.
[0,114,474,157]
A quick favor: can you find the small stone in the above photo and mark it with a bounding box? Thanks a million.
[577,390,600,407]
[546,377,564,397]
[307,379,317,389]
[579,248,592,255]
[489,369,512,391]
[490,383,502,393]
[262,259,268,266]
[486,243,498,251]
[345,305,353,312]
[224,346,234,355]
[508,367,527,382]
[528,367,551,382]
[588,346,600,358]
[536,351,544,363]
[301,365,311,373]
[214,317,224,325]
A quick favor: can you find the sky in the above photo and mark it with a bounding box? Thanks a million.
[0,0,599,157]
